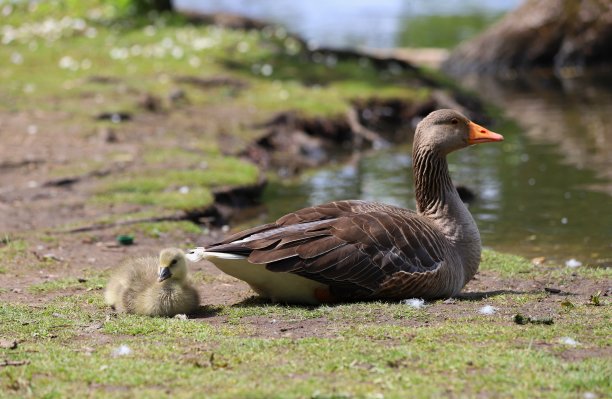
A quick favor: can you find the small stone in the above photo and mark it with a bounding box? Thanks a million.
[83,322,103,332]
[98,127,118,143]
[531,256,546,266]
[168,88,188,104]
[95,112,132,123]
[138,93,162,112]
[174,314,188,320]
[0,339,18,349]
[42,253,62,262]
[565,258,582,268]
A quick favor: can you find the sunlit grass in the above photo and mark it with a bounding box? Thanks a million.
[1,286,610,398]
[93,156,259,211]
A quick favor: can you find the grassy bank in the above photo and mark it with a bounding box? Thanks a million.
[0,2,609,398]
[0,248,609,398]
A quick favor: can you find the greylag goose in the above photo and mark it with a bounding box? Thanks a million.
[105,248,200,316]
[186,109,503,304]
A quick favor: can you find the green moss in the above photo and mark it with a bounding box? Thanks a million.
[28,275,106,294]
[142,147,208,165]
[96,187,214,211]
[481,249,612,280]
[94,157,259,211]
[398,12,506,48]
[127,220,202,238]
[480,249,534,276]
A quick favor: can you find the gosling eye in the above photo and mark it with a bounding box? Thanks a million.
[170,258,178,267]
[451,118,459,125]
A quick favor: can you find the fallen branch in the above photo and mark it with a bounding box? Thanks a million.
[346,107,388,148]
[0,159,44,171]
[42,165,127,188]
[0,359,30,367]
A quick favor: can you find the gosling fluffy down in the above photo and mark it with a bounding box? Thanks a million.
[105,248,200,317]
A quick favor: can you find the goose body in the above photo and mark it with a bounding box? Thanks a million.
[187,110,503,304]
[105,248,200,316]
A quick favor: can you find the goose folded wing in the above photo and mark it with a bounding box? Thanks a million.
[205,204,446,296]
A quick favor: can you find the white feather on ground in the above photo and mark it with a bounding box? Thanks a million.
[479,305,497,315]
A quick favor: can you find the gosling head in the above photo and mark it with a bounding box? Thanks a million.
[415,109,503,155]
[157,248,188,283]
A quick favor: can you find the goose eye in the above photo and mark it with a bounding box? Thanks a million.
[451,118,459,125]
[170,259,178,266]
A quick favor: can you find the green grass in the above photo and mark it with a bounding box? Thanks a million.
[0,0,432,116]
[0,238,28,263]
[1,275,610,398]
[398,13,505,48]
[28,275,106,294]
[0,0,436,219]
[480,249,534,276]
[94,157,259,211]
[481,249,612,280]
[1,3,609,398]
[126,220,203,238]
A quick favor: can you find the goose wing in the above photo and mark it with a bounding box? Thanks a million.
[205,200,448,297]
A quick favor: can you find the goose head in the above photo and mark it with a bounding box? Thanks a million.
[157,248,188,283]
[415,109,503,155]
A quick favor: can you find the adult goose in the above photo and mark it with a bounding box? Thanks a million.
[187,109,503,304]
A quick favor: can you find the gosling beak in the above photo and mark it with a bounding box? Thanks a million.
[158,267,172,282]
[467,121,504,144]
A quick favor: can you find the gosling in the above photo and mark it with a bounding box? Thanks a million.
[104,248,200,317]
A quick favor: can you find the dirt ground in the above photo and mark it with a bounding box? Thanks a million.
[0,101,608,339]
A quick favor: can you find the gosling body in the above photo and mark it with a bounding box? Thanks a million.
[105,248,199,317]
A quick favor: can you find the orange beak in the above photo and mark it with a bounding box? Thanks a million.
[467,121,504,144]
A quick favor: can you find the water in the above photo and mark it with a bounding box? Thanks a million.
[177,1,612,265]
[263,121,611,265]
[257,70,612,265]
[175,0,520,48]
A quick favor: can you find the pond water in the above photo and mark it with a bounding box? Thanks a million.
[177,1,611,266]
[262,115,611,266]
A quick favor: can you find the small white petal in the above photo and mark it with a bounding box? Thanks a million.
[401,298,425,309]
[479,305,497,315]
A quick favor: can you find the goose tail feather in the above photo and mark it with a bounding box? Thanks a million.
[185,247,246,262]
